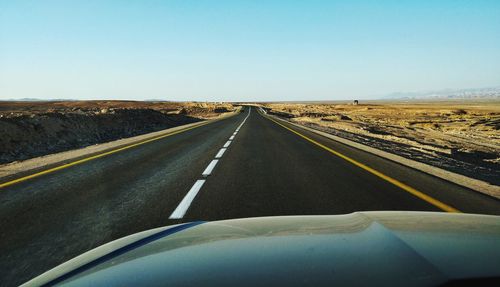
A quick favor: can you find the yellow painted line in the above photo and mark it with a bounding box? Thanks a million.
[266,116,461,213]
[0,119,220,189]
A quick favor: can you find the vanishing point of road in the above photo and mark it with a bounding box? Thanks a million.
[1,106,500,286]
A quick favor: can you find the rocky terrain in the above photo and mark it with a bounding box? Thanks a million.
[0,101,236,164]
[262,101,500,186]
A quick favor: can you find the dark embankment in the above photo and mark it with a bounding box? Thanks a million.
[0,109,201,164]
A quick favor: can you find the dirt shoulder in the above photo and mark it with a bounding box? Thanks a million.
[262,101,500,186]
[0,101,236,164]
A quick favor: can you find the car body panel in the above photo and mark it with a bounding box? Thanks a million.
[22,212,500,286]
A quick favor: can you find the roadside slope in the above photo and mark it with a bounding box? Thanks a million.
[0,108,245,287]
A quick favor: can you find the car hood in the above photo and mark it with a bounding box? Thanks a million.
[23,212,500,286]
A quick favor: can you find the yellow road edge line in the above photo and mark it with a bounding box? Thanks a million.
[266,116,461,213]
[0,118,222,189]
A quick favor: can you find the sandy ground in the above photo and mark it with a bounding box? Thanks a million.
[0,100,234,119]
[262,101,500,186]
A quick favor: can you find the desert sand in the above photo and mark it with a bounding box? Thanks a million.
[262,101,500,185]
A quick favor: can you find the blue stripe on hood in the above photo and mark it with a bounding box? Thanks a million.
[42,221,205,287]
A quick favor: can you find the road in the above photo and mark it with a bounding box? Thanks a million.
[1,106,500,286]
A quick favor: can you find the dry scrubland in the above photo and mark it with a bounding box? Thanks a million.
[0,100,234,118]
[263,101,500,185]
[0,101,236,164]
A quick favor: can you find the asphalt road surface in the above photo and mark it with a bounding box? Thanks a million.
[1,106,500,286]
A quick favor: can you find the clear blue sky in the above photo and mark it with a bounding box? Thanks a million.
[1,0,499,101]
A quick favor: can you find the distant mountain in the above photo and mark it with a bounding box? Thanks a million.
[0,98,77,102]
[382,87,500,100]
[0,98,45,101]
[142,99,173,102]
[0,98,176,102]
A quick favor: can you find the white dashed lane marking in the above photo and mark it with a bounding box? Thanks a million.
[215,148,226,159]
[169,107,251,219]
[202,160,219,177]
[169,180,206,219]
